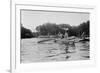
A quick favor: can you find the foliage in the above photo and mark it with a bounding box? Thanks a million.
[21,20,90,38]
[78,21,90,37]
[21,25,33,39]
[36,21,90,37]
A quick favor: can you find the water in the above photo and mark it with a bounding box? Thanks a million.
[20,38,89,63]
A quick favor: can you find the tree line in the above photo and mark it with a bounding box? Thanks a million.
[21,20,89,39]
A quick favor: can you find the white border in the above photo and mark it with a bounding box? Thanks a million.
[11,2,96,73]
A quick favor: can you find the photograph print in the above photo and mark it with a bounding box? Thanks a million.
[20,9,90,63]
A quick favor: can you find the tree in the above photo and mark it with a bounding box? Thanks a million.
[36,23,59,35]
[78,21,90,37]
[21,25,33,39]
[35,21,90,37]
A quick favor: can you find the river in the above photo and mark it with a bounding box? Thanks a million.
[20,38,89,63]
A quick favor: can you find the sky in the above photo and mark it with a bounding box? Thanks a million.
[21,10,89,32]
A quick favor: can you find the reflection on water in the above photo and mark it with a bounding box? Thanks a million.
[20,38,90,63]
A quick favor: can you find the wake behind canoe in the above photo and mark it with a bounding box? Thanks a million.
[37,38,55,43]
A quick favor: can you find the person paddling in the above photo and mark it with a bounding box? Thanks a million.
[64,31,68,39]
